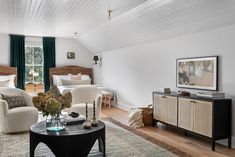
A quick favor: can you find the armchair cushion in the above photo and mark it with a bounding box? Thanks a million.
[1,93,26,109]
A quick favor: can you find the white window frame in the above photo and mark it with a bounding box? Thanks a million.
[25,44,44,84]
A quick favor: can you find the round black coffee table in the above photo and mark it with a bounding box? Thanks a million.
[30,121,105,157]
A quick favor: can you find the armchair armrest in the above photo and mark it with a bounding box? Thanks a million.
[95,94,102,119]
[95,94,102,107]
[23,92,33,107]
[0,99,9,115]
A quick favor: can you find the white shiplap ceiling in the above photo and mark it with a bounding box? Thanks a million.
[1,0,235,53]
[78,0,235,53]
[0,0,148,37]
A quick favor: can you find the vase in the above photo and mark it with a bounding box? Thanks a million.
[46,115,65,132]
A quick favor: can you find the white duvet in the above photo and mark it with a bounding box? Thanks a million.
[57,84,117,105]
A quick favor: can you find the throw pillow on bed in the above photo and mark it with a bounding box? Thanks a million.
[0,93,26,109]
[0,80,10,87]
[61,79,91,85]
[81,75,90,80]
[0,75,16,88]
[68,73,81,80]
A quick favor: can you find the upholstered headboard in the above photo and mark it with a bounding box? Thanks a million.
[49,65,93,85]
[0,65,17,85]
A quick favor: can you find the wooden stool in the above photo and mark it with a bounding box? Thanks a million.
[101,91,112,108]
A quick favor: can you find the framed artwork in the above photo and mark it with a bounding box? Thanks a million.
[67,52,75,59]
[176,56,218,91]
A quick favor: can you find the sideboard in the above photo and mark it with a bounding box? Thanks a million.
[153,91,232,151]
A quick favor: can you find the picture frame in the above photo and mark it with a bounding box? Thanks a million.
[67,52,75,59]
[176,56,218,91]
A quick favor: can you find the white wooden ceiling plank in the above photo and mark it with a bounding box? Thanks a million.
[81,0,106,17]
[30,0,43,26]
[26,0,33,20]
[27,0,40,27]
[42,1,63,29]
[59,0,82,22]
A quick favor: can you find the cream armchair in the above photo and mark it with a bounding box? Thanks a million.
[65,86,102,119]
[0,88,38,133]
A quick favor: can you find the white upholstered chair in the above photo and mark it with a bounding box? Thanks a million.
[0,88,38,133]
[65,86,102,119]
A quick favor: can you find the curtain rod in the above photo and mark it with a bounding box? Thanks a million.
[8,33,73,39]
[9,33,56,38]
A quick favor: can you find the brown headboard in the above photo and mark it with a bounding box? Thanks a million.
[0,65,17,85]
[49,65,93,85]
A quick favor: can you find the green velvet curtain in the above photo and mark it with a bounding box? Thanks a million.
[43,37,56,92]
[10,35,25,89]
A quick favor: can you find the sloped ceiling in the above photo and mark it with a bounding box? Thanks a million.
[0,0,148,37]
[78,0,235,53]
[1,0,235,53]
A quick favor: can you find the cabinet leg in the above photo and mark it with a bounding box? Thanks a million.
[212,139,215,151]
[184,131,188,137]
[228,137,232,148]
[152,120,157,127]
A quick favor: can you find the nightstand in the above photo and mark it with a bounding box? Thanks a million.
[101,91,112,108]
[25,83,44,93]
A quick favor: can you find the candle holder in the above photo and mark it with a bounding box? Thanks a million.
[91,101,98,127]
[83,102,91,129]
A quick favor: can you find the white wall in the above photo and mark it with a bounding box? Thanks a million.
[0,34,10,65]
[94,24,235,147]
[0,35,92,68]
[56,38,92,68]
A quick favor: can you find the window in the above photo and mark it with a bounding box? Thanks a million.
[25,45,44,84]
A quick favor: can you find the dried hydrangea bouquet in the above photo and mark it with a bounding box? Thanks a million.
[33,87,72,131]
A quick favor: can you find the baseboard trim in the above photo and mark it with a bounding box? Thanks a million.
[114,102,132,111]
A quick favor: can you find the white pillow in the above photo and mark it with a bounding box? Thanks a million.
[0,75,15,88]
[0,80,10,87]
[52,75,69,86]
[68,73,81,80]
[81,75,91,80]
[61,79,91,86]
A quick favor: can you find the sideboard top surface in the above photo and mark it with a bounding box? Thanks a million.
[153,91,232,102]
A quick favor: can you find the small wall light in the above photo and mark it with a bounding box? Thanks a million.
[93,55,99,64]
[74,32,78,39]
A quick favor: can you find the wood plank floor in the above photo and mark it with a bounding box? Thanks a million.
[100,107,235,157]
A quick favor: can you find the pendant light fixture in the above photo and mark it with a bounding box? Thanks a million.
[107,9,112,20]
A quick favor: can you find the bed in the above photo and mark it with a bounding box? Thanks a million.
[49,66,117,105]
[0,65,17,88]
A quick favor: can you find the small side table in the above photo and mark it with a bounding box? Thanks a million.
[101,91,112,108]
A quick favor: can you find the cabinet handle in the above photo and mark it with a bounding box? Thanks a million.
[162,96,166,98]
[190,100,196,103]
